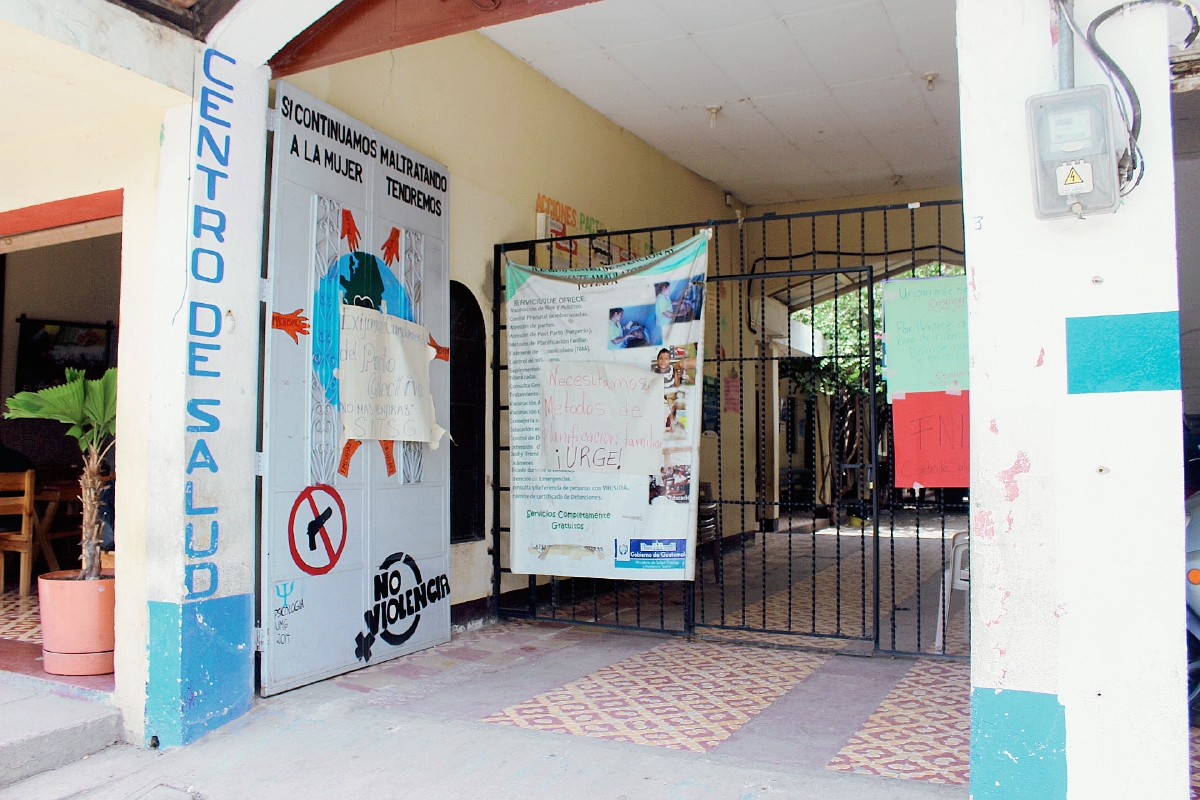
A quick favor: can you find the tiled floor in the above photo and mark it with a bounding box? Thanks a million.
[482,641,827,751]
[828,659,971,785]
[0,589,41,643]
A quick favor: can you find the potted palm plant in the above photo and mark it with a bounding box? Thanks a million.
[5,368,116,675]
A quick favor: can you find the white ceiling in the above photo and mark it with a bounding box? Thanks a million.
[482,0,961,206]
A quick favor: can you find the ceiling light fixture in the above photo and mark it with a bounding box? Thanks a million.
[921,72,939,92]
[707,106,722,130]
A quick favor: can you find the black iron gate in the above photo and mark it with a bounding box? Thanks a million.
[492,200,968,658]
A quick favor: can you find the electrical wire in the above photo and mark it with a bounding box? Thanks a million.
[1057,0,1199,195]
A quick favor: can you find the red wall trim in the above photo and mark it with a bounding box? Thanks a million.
[270,0,601,78]
[0,190,124,239]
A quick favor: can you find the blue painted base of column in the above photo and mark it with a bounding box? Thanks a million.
[146,593,254,747]
[971,687,1067,798]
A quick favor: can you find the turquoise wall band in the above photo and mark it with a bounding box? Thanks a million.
[1066,311,1180,394]
[146,593,254,747]
[971,688,1067,798]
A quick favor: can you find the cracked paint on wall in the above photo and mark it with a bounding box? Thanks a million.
[998,452,1031,502]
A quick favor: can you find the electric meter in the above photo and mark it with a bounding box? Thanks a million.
[1026,85,1121,220]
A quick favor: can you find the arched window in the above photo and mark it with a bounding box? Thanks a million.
[449,281,486,543]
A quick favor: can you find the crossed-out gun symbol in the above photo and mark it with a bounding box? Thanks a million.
[307,506,333,551]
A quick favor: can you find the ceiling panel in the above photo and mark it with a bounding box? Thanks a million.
[831,74,938,134]
[784,1,911,87]
[528,49,665,115]
[555,0,685,49]
[480,12,600,61]
[606,36,745,108]
[653,0,779,34]
[481,0,963,204]
[692,19,824,99]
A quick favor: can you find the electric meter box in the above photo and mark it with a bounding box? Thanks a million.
[1026,85,1121,220]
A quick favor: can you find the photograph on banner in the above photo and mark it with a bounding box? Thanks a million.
[607,276,706,349]
[506,232,710,580]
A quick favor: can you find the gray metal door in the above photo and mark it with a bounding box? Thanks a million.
[261,83,450,695]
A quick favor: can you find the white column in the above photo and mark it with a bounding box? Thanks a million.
[141,50,269,748]
[958,1,1186,797]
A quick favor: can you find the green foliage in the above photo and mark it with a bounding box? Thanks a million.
[5,368,117,452]
[790,263,964,394]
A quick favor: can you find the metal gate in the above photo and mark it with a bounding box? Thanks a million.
[492,200,967,657]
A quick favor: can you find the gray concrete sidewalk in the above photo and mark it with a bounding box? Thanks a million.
[0,683,122,788]
[2,622,968,800]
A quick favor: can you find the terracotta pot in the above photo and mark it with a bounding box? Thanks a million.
[38,569,115,676]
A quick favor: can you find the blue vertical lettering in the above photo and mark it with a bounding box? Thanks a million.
[193,206,226,242]
[189,302,222,338]
[186,399,221,432]
[199,86,233,128]
[185,521,219,559]
[188,342,220,377]
[184,562,219,600]
[184,481,218,516]
[186,439,219,474]
[203,48,236,90]
[191,248,224,284]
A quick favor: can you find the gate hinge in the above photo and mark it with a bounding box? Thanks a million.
[259,278,271,303]
[255,452,265,476]
[266,108,280,132]
[253,627,265,651]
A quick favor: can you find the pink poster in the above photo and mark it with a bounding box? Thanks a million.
[892,391,970,488]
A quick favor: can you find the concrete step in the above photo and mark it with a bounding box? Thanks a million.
[0,683,122,787]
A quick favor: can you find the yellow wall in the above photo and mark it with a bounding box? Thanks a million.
[0,18,191,744]
[288,31,731,604]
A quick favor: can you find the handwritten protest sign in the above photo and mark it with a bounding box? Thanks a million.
[881,276,968,399]
[891,390,970,488]
[539,362,663,474]
[339,305,445,445]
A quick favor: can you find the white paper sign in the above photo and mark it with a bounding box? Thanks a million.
[338,305,443,444]
[539,362,663,474]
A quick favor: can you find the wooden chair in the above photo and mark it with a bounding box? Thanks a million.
[0,470,37,597]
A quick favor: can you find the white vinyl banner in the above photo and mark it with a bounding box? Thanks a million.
[338,305,444,444]
[506,232,709,580]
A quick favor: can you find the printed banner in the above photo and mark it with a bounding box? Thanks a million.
[338,305,443,444]
[506,232,709,580]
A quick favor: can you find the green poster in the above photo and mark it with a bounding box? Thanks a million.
[881,276,969,399]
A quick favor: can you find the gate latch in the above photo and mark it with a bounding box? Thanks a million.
[253,627,265,652]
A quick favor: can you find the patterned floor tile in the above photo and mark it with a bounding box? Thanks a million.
[481,640,828,752]
[827,658,970,785]
[0,590,41,643]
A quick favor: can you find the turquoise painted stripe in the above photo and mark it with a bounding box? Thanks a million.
[147,593,254,747]
[971,688,1067,799]
[1066,311,1180,394]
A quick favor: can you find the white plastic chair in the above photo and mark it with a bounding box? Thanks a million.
[935,531,969,650]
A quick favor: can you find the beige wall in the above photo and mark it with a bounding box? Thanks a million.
[0,18,191,744]
[2,234,122,400]
[288,31,731,605]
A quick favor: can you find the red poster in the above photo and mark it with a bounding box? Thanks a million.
[892,391,970,488]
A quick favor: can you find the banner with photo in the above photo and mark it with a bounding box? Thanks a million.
[506,232,710,580]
